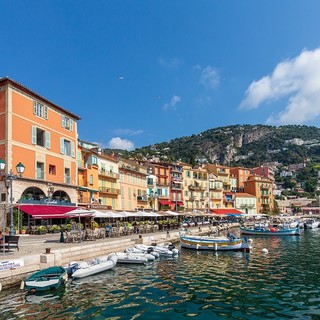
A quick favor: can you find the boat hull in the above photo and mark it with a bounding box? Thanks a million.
[71,254,117,279]
[180,236,251,252]
[24,266,67,293]
[240,227,300,236]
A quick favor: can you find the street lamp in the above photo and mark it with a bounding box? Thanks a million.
[150,190,158,211]
[0,159,25,236]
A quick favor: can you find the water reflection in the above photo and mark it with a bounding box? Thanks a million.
[1,230,320,319]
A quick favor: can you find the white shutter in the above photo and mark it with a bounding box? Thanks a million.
[44,106,48,119]
[62,115,66,128]
[33,101,37,114]
[31,126,36,144]
[71,141,75,157]
[45,131,51,149]
[60,138,65,154]
[70,119,73,131]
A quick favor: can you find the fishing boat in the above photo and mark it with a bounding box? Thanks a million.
[180,232,252,252]
[69,253,117,279]
[240,226,300,236]
[23,266,68,293]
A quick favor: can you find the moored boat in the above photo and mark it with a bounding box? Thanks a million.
[180,233,251,252]
[115,252,148,264]
[70,253,117,279]
[23,266,68,293]
[240,226,300,236]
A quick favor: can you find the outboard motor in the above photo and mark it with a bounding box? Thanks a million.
[168,244,175,251]
[147,247,154,254]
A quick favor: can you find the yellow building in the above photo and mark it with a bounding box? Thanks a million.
[118,159,148,211]
[183,164,208,211]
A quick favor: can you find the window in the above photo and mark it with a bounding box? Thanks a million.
[91,156,98,166]
[1,193,6,202]
[61,115,73,131]
[60,138,75,157]
[64,168,71,184]
[32,126,50,148]
[89,174,93,185]
[49,165,56,175]
[33,101,48,119]
[36,162,45,179]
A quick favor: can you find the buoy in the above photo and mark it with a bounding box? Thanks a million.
[262,248,269,254]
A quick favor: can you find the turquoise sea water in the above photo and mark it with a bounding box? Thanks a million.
[1,229,320,320]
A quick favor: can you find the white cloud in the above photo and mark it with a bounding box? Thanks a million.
[240,48,320,124]
[163,95,181,110]
[114,128,143,136]
[107,137,135,150]
[199,66,220,90]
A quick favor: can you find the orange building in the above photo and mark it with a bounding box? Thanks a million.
[229,166,252,192]
[243,175,274,214]
[0,78,80,228]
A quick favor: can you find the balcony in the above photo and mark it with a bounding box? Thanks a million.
[98,170,119,179]
[188,184,205,191]
[137,195,148,202]
[98,187,120,195]
[64,176,71,184]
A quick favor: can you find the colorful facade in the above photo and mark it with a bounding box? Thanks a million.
[0,77,80,227]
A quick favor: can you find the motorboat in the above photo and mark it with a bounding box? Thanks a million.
[115,252,148,264]
[304,219,319,229]
[180,232,251,252]
[133,244,160,258]
[23,266,68,293]
[240,226,300,236]
[69,253,117,279]
[135,243,178,256]
[124,247,156,261]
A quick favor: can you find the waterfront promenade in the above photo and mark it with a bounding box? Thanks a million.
[0,223,236,290]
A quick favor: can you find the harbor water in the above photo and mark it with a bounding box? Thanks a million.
[1,229,320,320]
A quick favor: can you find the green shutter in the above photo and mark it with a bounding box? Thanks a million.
[31,126,36,144]
[71,141,75,157]
[45,131,51,149]
[60,138,65,154]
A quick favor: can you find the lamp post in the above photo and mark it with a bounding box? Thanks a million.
[0,159,25,236]
[150,190,158,211]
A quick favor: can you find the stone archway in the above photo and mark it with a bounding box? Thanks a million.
[21,187,46,201]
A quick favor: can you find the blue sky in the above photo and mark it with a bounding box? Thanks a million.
[2,1,320,150]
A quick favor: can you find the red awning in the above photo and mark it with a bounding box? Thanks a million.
[177,201,184,206]
[158,200,171,205]
[19,205,76,219]
[210,209,242,215]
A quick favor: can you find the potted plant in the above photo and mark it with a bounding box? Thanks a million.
[20,226,28,234]
[37,225,47,235]
[65,224,72,231]
[91,220,99,230]
[51,225,61,233]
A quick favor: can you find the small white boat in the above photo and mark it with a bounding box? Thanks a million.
[115,252,148,264]
[135,244,177,256]
[125,248,156,261]
[69,253,117,279]
[134,244,160,258]
[304,219,319,229]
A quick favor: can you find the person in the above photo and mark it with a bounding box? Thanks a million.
[0,231,3,244]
